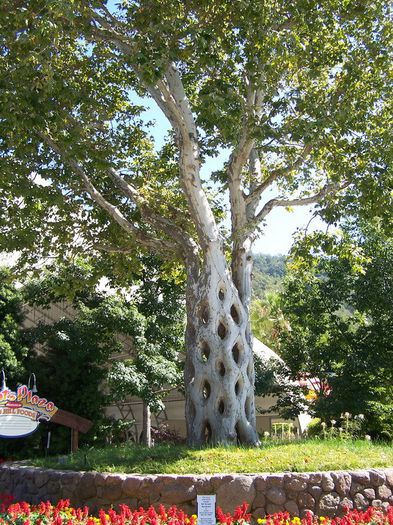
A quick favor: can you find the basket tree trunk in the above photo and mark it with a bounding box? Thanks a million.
[184,243,259,446]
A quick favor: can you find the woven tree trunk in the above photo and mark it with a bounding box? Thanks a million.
[184,243,259,446]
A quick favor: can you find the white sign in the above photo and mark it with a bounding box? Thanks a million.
[197,495,216,525]
[0,385,57,439]
[0,412,39,438]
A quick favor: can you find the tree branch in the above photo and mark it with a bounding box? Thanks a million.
[107,169,200,258]
[255,181,346,224]
[229,81,265,303]
[245,144,313,207]
[146,64,221,249]
[89,19,134,56]
[87,18,192,142]
[82,9,220,252]
[148,64,198,147]
[229,81,265,245]
[228,81,264,184]
[246,148,262,221]
[93,244,134,254]
[38,132,177,253]
[85,4,137,55]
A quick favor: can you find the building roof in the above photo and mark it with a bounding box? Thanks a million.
[253,337,284,364]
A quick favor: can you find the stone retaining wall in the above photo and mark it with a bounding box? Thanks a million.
[1,464,393,519]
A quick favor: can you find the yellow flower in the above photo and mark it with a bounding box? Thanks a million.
[257,519,266,524]
[292,518,301,524]
[192,515,198,520]
[320,517,326,522]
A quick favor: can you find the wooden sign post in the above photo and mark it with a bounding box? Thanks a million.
[51,409,93,452]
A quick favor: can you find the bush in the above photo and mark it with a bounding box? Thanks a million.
[306,413,366,440]
[307,418,323,438]
[151,424,186,445]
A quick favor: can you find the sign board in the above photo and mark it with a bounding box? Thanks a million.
[197,495,216,525]
[0,385,58,438]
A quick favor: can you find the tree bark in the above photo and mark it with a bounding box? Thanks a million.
[184,241,259,446]
[141,401,152,447]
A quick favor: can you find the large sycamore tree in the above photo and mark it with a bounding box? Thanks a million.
[0,1,391,445]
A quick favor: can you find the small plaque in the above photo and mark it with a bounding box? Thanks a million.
[197,495,216,525]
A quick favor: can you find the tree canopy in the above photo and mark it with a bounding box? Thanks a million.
[0,1,391,264]
[22,257,184,450]
[108,254,184,445]
[0,268,27,384]
[279,219,393,438]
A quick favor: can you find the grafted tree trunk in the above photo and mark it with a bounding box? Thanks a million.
[184,242,259,446]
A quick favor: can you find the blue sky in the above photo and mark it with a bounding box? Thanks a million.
[254,206,325,254]
[137,95,325,255]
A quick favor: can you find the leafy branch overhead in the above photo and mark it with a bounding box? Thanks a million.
[0,1,391,266]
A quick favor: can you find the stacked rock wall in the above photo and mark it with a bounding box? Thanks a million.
[1,464,393,519]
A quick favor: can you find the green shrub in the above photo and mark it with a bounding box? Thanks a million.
[307,418,323,438]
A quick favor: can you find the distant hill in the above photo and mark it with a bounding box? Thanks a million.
[252,254,286,300]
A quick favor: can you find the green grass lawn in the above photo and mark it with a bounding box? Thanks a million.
[30,439,393,474]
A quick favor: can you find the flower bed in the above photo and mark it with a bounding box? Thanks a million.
[0,495,393,525]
